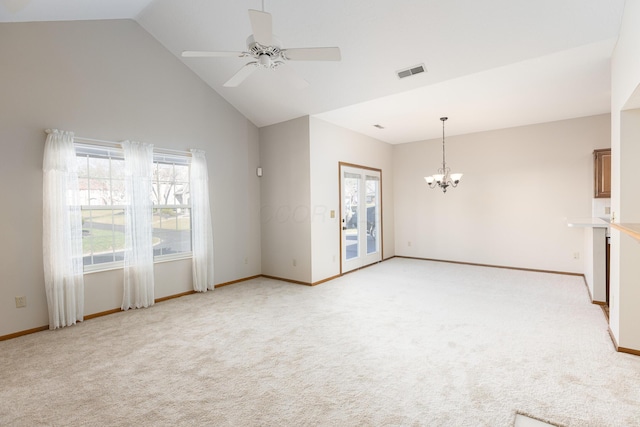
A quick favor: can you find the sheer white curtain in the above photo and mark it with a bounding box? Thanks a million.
[42,129,84,329]
[190,149,214,292]
[121,141,155,310]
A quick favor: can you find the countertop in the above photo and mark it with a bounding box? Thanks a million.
[567,217,610,228]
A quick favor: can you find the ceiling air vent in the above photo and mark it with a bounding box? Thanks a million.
[396,64,426,79]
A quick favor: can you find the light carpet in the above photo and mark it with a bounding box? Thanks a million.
[1,258,640,426]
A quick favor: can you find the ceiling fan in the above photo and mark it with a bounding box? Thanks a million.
[182,8,341,88]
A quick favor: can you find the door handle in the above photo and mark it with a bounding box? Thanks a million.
[342,226,347,230]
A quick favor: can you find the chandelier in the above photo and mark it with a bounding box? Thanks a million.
[424,117,462,193]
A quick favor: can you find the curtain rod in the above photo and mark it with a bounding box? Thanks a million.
[73,136,192,157]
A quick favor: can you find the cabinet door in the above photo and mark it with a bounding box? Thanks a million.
[594,149,611,198]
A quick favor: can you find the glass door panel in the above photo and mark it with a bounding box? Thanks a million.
[341,165,381,273]
[343,172,360,261]
[366,175,379,255]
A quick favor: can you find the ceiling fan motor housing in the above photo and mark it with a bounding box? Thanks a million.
[246,35,282,59]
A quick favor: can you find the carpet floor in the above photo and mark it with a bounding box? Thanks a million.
[1,258,639,426]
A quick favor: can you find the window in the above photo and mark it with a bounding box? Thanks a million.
[76,145,126,267]
[151,154,191,258]
[76,144,191,270]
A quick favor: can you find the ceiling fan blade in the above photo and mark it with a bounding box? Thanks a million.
[248,9,273,46]
[223,63,258,87]
[282,47,342,61]
[182,51,246,58]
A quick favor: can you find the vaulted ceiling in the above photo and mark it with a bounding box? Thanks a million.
[1,0,625,143]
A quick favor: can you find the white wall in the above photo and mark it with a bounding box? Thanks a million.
[393,115,610,273]
[259,117,312,283]
[309,118,395,283]
[616,110,640,351]
[609,0,640,350]
[583,227,607,303]
[0,20,261,336]
[258,116,395,284]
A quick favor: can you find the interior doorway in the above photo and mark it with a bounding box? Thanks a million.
[339,163,382,273]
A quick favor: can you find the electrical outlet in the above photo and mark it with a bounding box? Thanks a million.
[293,259,297,267]
[408,241,412,247]
[573,252,580,260]
[244,257,248,264]
[15,296,26,308]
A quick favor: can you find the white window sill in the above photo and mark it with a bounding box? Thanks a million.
[83,252,192,274]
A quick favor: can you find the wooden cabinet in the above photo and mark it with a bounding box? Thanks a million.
[594,149,611,198]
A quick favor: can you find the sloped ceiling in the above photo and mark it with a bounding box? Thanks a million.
[1,0,625,143]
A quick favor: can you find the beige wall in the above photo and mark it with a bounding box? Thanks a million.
[609,0,640,350]
[393,115,610,273]
[0,20,261,336]
[309,117,395,283]
[259,117,312,283]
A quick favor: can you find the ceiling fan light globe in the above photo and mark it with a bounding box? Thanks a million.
[258,55,271,68]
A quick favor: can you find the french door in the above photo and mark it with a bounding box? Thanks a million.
[340,163,382,273]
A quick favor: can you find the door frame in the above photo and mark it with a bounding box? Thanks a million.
[338,162,384,274]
